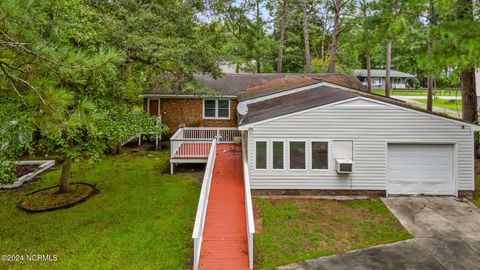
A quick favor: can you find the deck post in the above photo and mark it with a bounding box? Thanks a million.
[138,135,141,146]
[155,134,159,150]
[170,163,174,174]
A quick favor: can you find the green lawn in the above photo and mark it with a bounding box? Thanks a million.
[372,89,460,96]
[0,148,201,269]
[254,198,412,269]
[414,98,462,111]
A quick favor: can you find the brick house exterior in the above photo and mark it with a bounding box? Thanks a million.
[144,97,238,137]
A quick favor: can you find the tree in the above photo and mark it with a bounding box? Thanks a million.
[433,0,480,122]
[327,0,353,73]
[371,0,415,97]
[302,0,312,73]
[0,0,222,189]
[426,0,436,112]
[277,0,288,72]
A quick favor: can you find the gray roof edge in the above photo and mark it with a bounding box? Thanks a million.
[352,69,415,78]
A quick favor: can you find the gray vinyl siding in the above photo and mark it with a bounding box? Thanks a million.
[247,98,474,192]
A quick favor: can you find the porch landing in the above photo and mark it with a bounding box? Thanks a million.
[199,144,249,270]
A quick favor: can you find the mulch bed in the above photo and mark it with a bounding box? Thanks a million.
[19,183,97,213]
[15,164,39,178]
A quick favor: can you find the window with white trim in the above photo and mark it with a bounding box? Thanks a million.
[289,141,306,169]
[311,141,328,169]
[256,141,267,169]
[272,141,284,169]
[203,99,230,119]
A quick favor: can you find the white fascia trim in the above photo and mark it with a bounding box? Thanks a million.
[140,94,237,99]
[239,96,480,131]
[238,97,361,130]
[240,82,357,106]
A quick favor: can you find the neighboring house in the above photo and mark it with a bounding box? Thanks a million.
[353,69,416,90]
[141,73,478,197]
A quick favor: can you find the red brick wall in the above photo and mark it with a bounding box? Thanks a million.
[147,98,238,136]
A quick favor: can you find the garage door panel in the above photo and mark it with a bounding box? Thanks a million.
[387,144,454,195]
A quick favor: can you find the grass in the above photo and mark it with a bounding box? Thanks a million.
[253,198,412,269]
[414,98,462,111]
[372,89,460,96]
[0,148,201,269]
[470,174,480,207]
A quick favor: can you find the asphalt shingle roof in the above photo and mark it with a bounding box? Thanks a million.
[239,86,358,125]
[352,69,415,78]
[143,73,366,96]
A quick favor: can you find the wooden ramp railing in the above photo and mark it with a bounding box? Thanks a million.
[191,141,255,270]
[192,139,217,270]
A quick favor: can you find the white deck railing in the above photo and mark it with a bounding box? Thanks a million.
[192,139,217,270]
[170,127,241,159]
[242,137,255,269]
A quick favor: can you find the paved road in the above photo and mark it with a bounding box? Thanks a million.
[274,197,480,270]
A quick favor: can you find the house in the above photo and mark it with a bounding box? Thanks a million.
[353,69,416,90]
[141,73,366,137]
[141,73,478,197]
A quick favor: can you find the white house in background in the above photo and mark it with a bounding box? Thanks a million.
[353,69,416,90]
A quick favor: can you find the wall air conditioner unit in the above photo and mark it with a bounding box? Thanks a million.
[335,159,353,173]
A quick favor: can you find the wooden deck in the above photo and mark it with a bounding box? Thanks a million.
[198,144,249,270]
[171,143,211,160]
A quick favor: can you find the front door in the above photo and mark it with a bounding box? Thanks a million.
[149,99,159,116]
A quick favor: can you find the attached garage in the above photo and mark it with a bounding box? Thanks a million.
[387,144,455,196]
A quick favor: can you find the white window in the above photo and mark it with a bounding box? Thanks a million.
[333,140,353,160]
[311,141,328,169]
[272,141,284,169]
[203,99,230,119]
[289,141,306,169]
[256,141,267,169]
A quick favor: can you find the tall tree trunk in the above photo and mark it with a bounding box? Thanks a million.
[327,0,340,73]
[59,157,72,193]
[427,76,434,111]
[277,0,288,73]
[320,5,328,62]
[460,68,477,123]
[385,39,392,97]
[457,0,477,123]
[256,0,261,73]
[426,0,435,112]
[302,0,311,73]
[366,54,372,92]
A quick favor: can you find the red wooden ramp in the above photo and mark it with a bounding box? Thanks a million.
[199,144,249,270]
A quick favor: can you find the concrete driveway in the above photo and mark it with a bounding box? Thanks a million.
[274,197,480,270]
[382,196,480,239]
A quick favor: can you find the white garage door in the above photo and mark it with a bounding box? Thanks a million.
[387,144,454,195]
